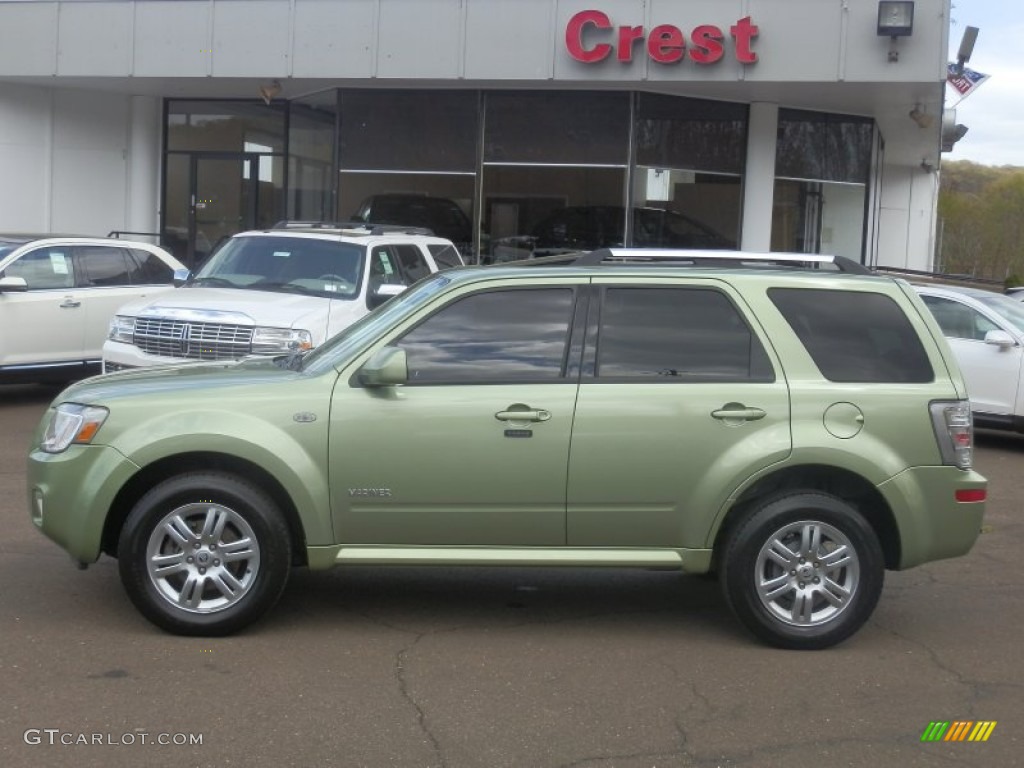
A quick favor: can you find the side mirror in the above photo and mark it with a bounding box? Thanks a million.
[984,329,1017,349]
[0,276,28,293]
[358,346,408,387]
[172,268,192,287]
[368,282,406,309]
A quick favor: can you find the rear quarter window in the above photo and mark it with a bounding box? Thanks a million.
[768,287,933,383]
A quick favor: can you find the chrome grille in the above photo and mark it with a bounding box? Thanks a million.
[134,318,254,361]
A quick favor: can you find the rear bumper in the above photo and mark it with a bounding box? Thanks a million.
[879,466,986,569]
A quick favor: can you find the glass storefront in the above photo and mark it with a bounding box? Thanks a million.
[164,101,287,268]
[772,109,874,260]
[162,92,876,266]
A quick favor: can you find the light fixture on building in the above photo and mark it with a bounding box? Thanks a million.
[908,106,933,129]
[878,1,914,62]
[954,26,979,76]
[258,80,282,105]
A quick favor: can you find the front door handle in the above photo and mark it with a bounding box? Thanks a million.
[495,408,551,423]
[711,404,767,422]
[59,298,81,309]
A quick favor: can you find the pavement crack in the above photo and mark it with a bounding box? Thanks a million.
[394,632,448,768]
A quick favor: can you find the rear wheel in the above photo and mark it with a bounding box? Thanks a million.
[118,472,291,636]
[720,492,884,650]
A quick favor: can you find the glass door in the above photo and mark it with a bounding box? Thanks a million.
[164,153,281,270]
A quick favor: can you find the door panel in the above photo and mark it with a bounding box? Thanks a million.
[567,281,791,547]
[328,283,584,546]
[947,337,1022,415]
[329,383,577,545]
[0,247,84,366]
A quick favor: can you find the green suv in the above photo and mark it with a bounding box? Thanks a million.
[27,250,987,649]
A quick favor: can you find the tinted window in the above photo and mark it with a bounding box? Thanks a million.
[397,289,575,383]
[428,244,464,269]
[129,249,174,284]
[77,247,132,287]
[770,288,933,383]
[3,247,75,289]
[393,244,432,282]
[596,288,773,381]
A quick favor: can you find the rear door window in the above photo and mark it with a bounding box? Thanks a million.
[591,286,774,381]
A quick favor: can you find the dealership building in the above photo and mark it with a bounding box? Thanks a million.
[0,0,953,270]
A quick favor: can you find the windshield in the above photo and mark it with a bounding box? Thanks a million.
[973,293,1024,333]
[192,235,365,299]
[301,273,454,375]
[0,239,30,261]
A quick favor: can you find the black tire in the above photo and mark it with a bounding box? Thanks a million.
[719,492,884,650]
[118,472,291,636]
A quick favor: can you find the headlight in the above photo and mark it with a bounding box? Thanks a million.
[251,327,313,355]
[40,404,109,454]
[108,315,136,343]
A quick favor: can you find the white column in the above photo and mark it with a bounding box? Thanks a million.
[740,102,779,253]
[127,95,161,237]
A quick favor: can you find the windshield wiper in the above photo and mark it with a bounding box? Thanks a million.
[251,281,318,296]
[191,276,238,288]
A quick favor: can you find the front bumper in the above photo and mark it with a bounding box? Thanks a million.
[28,443,140,565]
[879,465,987,569]
[102,340,186,372]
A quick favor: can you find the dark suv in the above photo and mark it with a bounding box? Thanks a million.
[353,194,473,249]
[531,206,734,253]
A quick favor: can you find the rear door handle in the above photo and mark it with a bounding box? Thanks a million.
[495,409,551,423]
[60,298,81,309]
[711,405,766,422]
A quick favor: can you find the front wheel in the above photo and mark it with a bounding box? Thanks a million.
[720,492,884,650]
[118,472,291,636]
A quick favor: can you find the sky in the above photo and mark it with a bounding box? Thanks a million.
[944,0,1024,166]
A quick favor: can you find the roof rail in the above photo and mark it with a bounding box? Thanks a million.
[271,220,437,237]
[570,248,872,274]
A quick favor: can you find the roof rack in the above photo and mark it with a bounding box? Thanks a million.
[270,220,436,237]
[537,248,873,274]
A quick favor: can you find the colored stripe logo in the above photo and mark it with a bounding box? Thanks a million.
[921,721,997,742]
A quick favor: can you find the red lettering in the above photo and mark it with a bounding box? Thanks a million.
[647,25,685,64]
[565,12,759,66]
[566,10,613,63]
[689,25,724,64]
[617,25,645,63]
[730,16,758,64]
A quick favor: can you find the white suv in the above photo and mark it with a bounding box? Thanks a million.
[0,235,184,383]
[915,283,1024,432]
[102,224,463,371]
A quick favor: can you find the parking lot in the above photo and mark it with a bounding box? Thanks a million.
[1,383,1020,768]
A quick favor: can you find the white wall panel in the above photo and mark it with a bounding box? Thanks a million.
[464,0,554,79]
[0,2,58,75]
[0,84,52,232]
[56,1,133,76]
[134,1,212,77]
[53,90,130,151]
[52,148,128,235]
[212,0,291,77]
[377,0,462,79]
[744,0,842,82]
[292,0,376,78]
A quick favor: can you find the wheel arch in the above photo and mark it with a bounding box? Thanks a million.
[711,464,901,571]
[102,452,308,566]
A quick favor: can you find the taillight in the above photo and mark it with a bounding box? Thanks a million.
[929,400,973,469]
